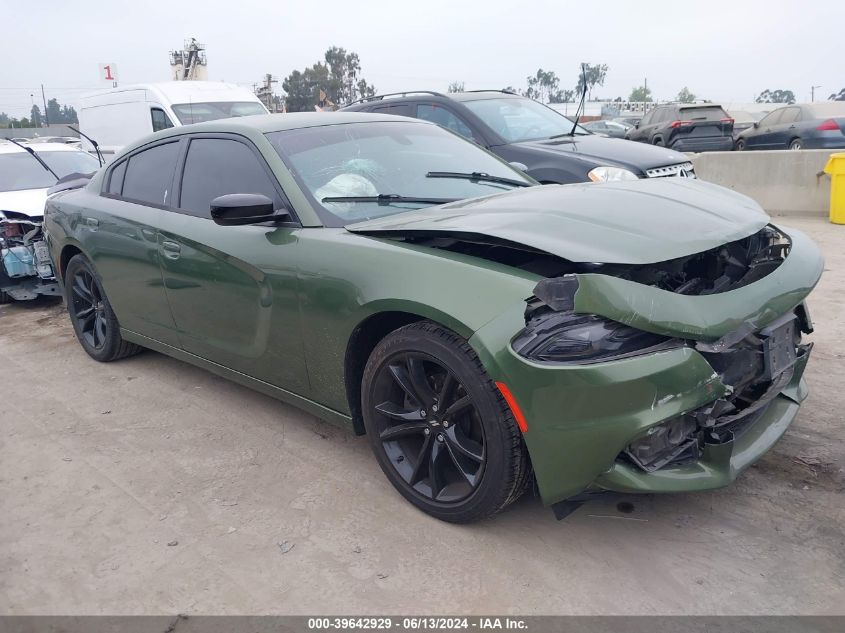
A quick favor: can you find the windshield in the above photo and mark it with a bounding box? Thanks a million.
[265,121,535,225]
[462,97,590,142]
[171,101,268,124]
[0,150,100,192]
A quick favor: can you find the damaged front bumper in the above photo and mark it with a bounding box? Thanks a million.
[469,224,823,507]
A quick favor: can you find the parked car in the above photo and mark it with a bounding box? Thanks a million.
[614,115,643,127]
[729,110,766,148]
[734,103,845,151]
[342,91,695,182]
[46,113,821,522]
[1,141,100,302]
[79,81,268,157]
[626,104,734,152]
[581,119,632,138]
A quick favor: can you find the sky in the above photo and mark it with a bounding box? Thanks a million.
[1,0,842,118]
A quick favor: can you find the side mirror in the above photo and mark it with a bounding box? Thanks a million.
[634,122,640,129]
[509,161,529,172]
[753,122,759,128]
[210,193,287,226]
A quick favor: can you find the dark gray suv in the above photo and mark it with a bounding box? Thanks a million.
[342,91,695,183]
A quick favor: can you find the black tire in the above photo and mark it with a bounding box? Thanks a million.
[361,321,530,523]
[0,290,10,304]
[789,138,803,150]
[652,137,665,147]
[65,254,142,362]
[735,139,746,151]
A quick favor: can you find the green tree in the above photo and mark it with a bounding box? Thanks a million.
[502,86,518,94]
[676,86,696,103]
[829,88,845,101]
[524,69,563,103]
[629,85,652,102]
[447,81,465,93]
[282,47,376,112]
[30,105,43,127]
[755,89,796,104]
[550,89,575,103]
[575,63,608,101]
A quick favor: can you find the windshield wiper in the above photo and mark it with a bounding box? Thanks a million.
[4,137,60,180]
[425,171,530,188]
[321,194,459,205]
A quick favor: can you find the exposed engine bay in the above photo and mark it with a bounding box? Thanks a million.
[395,225,790,296]
[0,210,60,302]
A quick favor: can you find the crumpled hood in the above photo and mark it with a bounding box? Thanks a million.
[346,179,769,265]
[0,188,47,219]
[509,134,690,172]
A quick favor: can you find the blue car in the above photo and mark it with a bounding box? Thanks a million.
[735,103,845,151]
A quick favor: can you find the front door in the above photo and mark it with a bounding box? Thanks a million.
[155,134,309,394]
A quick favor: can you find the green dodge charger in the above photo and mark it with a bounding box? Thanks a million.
[44,113,823,522]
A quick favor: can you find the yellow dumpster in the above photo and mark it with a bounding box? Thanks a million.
[824,152,845,224]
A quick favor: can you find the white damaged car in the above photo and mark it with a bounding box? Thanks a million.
[0,140,101,302]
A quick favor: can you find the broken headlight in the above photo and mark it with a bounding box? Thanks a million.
[512,313,672,363]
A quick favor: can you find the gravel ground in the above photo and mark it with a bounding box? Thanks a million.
[0,215,843,615]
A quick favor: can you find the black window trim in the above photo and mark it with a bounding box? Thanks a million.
[99,137,184,210]
[172,132,300,226]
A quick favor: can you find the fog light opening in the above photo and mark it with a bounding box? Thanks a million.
[623,416,699,472]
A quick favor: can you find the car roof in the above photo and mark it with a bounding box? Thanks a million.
[114,112,439,157]
[0,141,88,154]
[81,81,260,104]
[447,91,522,102]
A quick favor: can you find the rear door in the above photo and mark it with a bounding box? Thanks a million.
[631,108,657,142]
[674,105,733,145]
[155,133,309,393]
[86,140,182,346]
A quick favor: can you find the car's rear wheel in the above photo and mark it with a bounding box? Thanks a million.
[789,138,803,150]
[652,137,665,146]
[65,254,141,362]
[735,139,746,151]
[361,321,530,523]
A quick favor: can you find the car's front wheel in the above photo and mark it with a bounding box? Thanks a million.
[362,321,530,523]
[65,254,141,362]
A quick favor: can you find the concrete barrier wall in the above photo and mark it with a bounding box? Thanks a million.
[690,149,836,217]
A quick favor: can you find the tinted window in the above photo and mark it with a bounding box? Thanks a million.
[640,110,654,125]
[780,107,800,123]
[416,104,474,139]
[370,104,413,117]
[122,141,180,206]
[107,160,126,195]
[151,108,174,132]
[179,138,280,218]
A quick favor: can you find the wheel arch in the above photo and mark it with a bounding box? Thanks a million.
[59,242,86,281]
[343,305,476,435]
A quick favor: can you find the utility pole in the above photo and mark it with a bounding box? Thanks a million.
[811,85,821,102]
[41,84,48,127]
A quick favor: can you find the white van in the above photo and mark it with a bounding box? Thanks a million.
[79,81,268,157]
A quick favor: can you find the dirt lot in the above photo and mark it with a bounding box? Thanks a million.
[1,215,843,615]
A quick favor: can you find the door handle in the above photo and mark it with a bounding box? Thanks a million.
[161,240,181,260]
[85,217,99,230]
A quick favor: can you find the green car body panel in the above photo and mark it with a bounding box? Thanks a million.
[45,114,824,509]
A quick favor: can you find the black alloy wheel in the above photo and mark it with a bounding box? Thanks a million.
[64,254,141,362]
[371,351,486,503]
[362,321,530,523]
